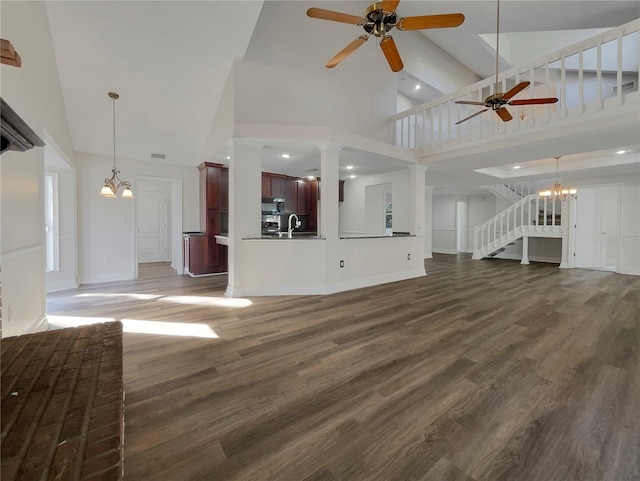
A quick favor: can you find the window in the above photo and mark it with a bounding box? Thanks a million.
[44,172,59,272]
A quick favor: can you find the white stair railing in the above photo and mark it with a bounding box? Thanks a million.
[473,194,563,260]
[391,19,639,152]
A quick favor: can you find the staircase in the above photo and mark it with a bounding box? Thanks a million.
[473,194,564,260]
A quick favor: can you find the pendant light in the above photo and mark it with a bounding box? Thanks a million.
[538,156,576,200]
[100,92,133,198]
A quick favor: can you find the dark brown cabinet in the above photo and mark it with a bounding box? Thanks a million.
[270,176,284,198]
[189,162,228,275]
[261,175,271,197]
[296,181,309,215]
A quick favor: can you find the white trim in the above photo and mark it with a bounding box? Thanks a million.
[226,269,426,297]
[618,266,640,276]
[79,271,135,284]
[494,253,562,264]
[432,248,458,254]
[46,280,80,293]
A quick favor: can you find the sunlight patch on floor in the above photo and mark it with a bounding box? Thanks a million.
[160,295,252,308]
[47,315,219,338]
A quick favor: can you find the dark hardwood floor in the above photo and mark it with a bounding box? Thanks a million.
[46,254,640,481]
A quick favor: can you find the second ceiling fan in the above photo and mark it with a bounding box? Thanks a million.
[307,0,465,72]
[455,0,558,125]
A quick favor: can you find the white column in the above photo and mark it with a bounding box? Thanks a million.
[226,139,263,296]
[559,199,570,268]
[521,236,530,264]
[408,164,428,237]
[319,142,341,240]
[424,186,433,259]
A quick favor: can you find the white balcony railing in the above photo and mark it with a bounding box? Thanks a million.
[391,19,640,152]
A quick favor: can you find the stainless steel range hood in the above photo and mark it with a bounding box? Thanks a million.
[1,97,44,155]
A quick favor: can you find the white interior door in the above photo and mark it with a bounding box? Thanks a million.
[137,190,168,263]
[575,188,607,269]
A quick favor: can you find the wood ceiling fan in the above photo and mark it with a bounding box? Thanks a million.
[307,0,465,72]
[455,0,558,125]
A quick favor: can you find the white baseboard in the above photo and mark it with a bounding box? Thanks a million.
[79,271,135,284]
[432,249,458,255]
[494,253,561,264]
[46,279,79,293]
[618,266,640,276]
[226,269,427,297]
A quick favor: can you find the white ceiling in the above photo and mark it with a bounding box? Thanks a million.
[45,0,640,188]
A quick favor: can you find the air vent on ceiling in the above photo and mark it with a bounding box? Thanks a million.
[151,153,165,160]
[306,168,320,172]
[613,81,636,94]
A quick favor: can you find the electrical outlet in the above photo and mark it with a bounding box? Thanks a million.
[340,260,344,268]
[407,253,411,260]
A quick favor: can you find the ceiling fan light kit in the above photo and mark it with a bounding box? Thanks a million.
[307,0,465,72]
[455,0,558,125]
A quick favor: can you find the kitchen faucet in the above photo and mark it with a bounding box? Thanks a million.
[287,213,300,238]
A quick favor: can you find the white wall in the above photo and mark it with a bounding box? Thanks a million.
[75,152,199,284]
[432,194,457,254]
[467,194,497,251]
[340,169,411,235]
[234,59,396,142]
[394,30,479,95]
[1,1,74,337]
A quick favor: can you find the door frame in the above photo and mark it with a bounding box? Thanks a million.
[133,175,183,277]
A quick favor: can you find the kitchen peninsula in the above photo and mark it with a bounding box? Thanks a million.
[220,132,427,298]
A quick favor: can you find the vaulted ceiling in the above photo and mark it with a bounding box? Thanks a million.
[45,0,639,185]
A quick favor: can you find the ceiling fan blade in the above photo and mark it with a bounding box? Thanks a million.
[306,7,362,25]
[325,36,368,68]
[380,36,403,72]
[509,98,559,105]
[455,100,486,106]
[496,108,513,122]
[397,13,465,31]
[501,81,530,101]
[455,109,488,125]
[382,0,401,12]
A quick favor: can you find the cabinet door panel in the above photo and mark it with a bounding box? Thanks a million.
[296,181,309,215]
[262,174,271,197]
[270,176,284,197]
[284,179,297,213]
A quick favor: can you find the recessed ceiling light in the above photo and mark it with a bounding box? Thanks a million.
[414,85,421,90]
[307,175,315,180]
[226,155,230,160]
[281,153,291,159]
[617,150,626,154]
[346,165,354,170]
[513,165,521,169]
[349,175,356,179]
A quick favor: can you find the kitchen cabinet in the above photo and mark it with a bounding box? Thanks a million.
[220,168,228,210]
[270,176,284,197]
[261,175,271,197]
[193,162,228,275]
[296,181,309,215]
[283,179,297,213]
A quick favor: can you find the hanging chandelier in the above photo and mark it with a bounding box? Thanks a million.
[538,156,576,200]
[100,92,133,198]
